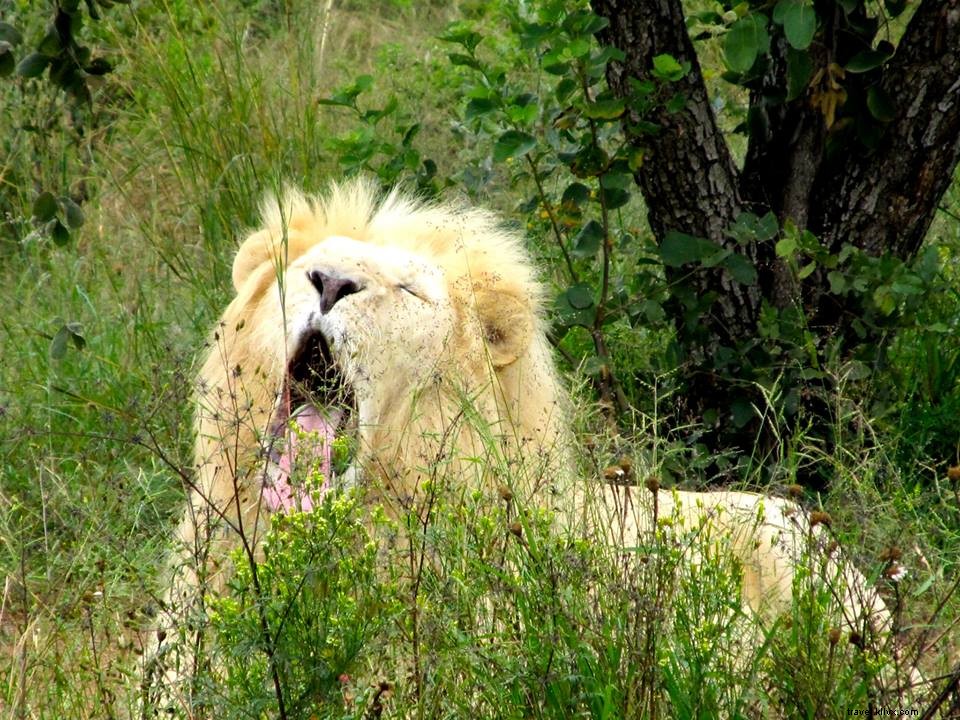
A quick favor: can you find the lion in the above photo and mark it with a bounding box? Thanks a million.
[146,179,913,711]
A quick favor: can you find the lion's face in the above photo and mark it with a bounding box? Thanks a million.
[281,235,457,402]
[196,181,568,520]
[246,236,465,510]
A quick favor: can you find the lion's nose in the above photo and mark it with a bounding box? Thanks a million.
[307,270,361,315]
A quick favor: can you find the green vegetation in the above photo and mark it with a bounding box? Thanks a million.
[1,1,957,718]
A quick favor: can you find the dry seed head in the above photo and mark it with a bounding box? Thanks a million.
[828,627,841,646]
[618,456,634,476]
[809,510,832,528]
[848,631,863,649]
[509,521,523,538]
[948,465,960,482]
[497,484,514,502]
[787,484,804,499]
[645,476,660,493]
[878,545,902,562]
[603,465,626,482]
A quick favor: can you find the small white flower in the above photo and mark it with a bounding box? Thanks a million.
[885,562,908,583]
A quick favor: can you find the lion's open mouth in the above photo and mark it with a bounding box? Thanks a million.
[264,330,356,513]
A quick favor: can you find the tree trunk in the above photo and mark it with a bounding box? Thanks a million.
[591,0,960,461]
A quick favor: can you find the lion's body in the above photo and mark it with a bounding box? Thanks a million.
[149,179,908,711]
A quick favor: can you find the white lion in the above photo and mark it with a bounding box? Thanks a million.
[146,179,910,710]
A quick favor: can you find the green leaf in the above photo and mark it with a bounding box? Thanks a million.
[600,187,630,210]
[60,197,84,229]
[465,97,497,121]
[555,77,578,104]
[651,53,687,82]
[582,98,625,120]
[50,322,84,360]
[493,130,536,162]
[438,23,482,53]
[569,144,608,178]
[827,270,846,294]
[571,220,603,258]
[563,10,609,36]
[319,75,373,108]
[867,86,895,122]
[845,48,892,74]
[50,325,70,360]
[773,0,816,50]
[775,237,797,258]
[448,53,480,70]
[0,42,13,77]
[0,22,23,46]
[660,231,723,267]
[785,47,813,101]
[38,27,61,56]
[723,253,758,285]
[566,38,592,59]
[33,191,58,221]
[554,284,597,328]
[665,93,687,114]
[730,399,755,428]
[873,285,897,315]
[724,14,769,74]
[561,182,591,208]
[16,52,49,78]
[50,219,70,246]
[643,299,665,323]
[565,283,595,309]
[727,211,778,244]
[66,322,85,350]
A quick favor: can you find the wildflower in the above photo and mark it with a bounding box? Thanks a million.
[884,562,908,583]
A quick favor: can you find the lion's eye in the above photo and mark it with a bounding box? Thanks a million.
[398,284,423,300]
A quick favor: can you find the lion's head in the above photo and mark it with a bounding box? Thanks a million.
[191,180,568,531]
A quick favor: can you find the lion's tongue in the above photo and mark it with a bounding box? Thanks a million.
[264,406,339,513]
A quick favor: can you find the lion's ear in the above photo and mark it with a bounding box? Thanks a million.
[232,230,315,292]
[474,289,534,368]
[232,230,275,291]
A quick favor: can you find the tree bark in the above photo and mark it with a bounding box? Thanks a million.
[592,0,760,357]
[810,1,960,259]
